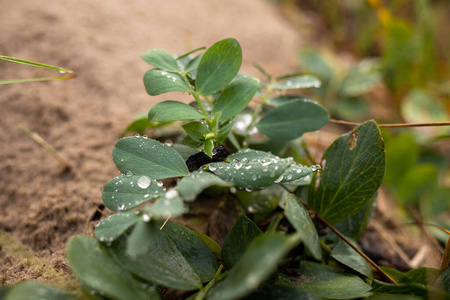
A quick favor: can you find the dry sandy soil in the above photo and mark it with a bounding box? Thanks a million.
[0,0,443,293]
[0,0,314,288]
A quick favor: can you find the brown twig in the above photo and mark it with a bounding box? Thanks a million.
[280,185,398,284]
[329,119,450,128]
[440,237,450,271]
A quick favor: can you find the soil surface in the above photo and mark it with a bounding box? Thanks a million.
[0,0,312,287]
[0,0,442,291]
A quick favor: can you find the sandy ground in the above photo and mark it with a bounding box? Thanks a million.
[0,0,309,286]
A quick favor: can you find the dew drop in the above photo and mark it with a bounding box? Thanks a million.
[274,175,284,183]
[235,162,243,170]
[142,214,151,222]
[296,169,302,174]
[165,188,178,200]
[164,139,173,146]
[134,133,140,137]
[209,165,217,172]
[230,187,236,194]
[117,204,125,211]
[138,176,151,189]
[251,174,257,181]
[245,186,253,192]
[124,170,133,177]
[245,165,252,170]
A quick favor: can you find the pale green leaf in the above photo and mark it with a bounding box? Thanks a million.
[148,101,203,122]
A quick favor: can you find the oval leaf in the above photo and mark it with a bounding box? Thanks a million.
[145,190,185,218]
[95,211,141,242]
[148,100,204,122]
[212,75,259,121]
[126,220,159,257]
[196,38,242,95]
[284,193,322,260]
[271,75,321,90]
[206,233,301,300]
[221,214,263,270]
[67,236,160,300]
[256,99,329,140]
[178,171,231,202]
[5,281,77,300]
[141,48,180,72]
[309,120,385,225]
[102,175,164,212]
[331,239,372,278]
[112,136,188,180]
[143,69,190,96]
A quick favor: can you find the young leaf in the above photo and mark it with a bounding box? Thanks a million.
[67,236,160,300]
[148,100,204,122]
[221,214,263,270]
[208,151,292,189]
[126,219,159,257]
[141,48,180,72]
[292,261,373,299]
[270,75,321,90]
[182,121,210,142]
[4,281,77,300]
[178,171,231,202]
[159,221,219,281]
[95,211,141,242]
[206,233,302,300]
[212,75,260,121]
[112,136,188,180]
[331,239,372,278]
[102,175,164,212]
[256,99,329,140]
[203,138,215,158]
[108,232,203,291]
[309,120,385,225]
[284,193,322,260]
[196,38,242,95]
[143,69,190,96]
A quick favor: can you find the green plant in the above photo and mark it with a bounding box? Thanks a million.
[3,39,449,300]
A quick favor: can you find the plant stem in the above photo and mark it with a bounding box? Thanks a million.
[195,264,223,300]
[279,185,398,284]
[440,237,450,271]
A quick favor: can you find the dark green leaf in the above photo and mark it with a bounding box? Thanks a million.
[371,279,449,299]
[143,69,190,96]
[331,239,372,278]
[221,214,263,270]
[236,185,284,220]
[208,150,292,189]
[120,113,152,137]
[256,99,329,140]
[4,281,77,300]
[126,220,159,257]
[278,163,313,184]
[67,236,160,300]
[145,189,185,218]
[178,171,230,202]
[108,231,203,290]
[141,48,179,72]
[217,119,234,145]
[159,221,219,281]
[243,285,320,300]
[194,231,222,260]
[271,75,321,90]
[292,261,372,299]
[102,175,164,212]
[284,193,321,260]
[212,75,259,121]
[112,136,188,180]
[309,120,385,225]
[148,101,204,122]
[171,143,198,160]
[206,233,302,300]
[95,211,140,242]
[196,38,242,95]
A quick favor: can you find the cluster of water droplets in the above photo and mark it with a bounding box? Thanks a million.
[160,71,177,82]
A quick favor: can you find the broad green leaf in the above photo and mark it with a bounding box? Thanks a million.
[203,138,215,158]
[293,261,372,299]
[95,211,140,242]
[309,120,385,225]
[4,281,77,300]
[141,48,179,72]
[108,231,203,290]
[171,143,198,160]
[341,72,381,97]
[207,233,302,300]
[102,175,164,211]
[182,121,210,142]
[236,185,285,220]
[298,49,333,82]
[194,231,222,260]
[212,75,259,121]
[143,69,190,96]
[221,214,263,270]
[208,150,292,189]
[284,193,321,260]
[383,266,443,286]
[271,75,321,90]
[178,171,230,202]
[159,221,219,281]
[67,236,160,300]
[217,119,234,145]
[148,101,204,122]
[145,189,185,218]
[196,38,242,95]
[434,267,449,292]
[371,279,449,299]
[126,220,159,257]
[112,136,188,180]
[331,239,372,278]
[278,163,313,184]
[180,53,204,73]
[243,285,320,300]
[267,95,307,107]
[119,112,152,137]
[256,99,329,140]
